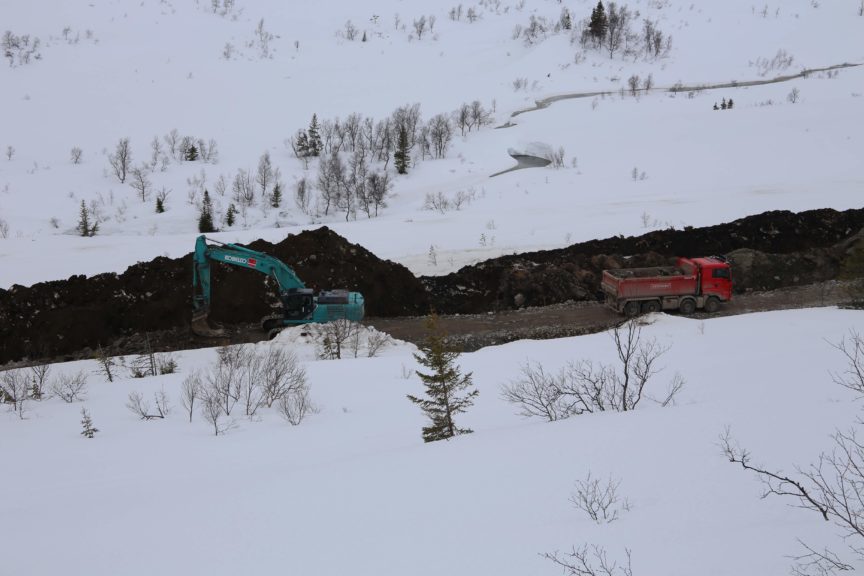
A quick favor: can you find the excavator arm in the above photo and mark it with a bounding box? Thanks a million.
[191,235,364,338]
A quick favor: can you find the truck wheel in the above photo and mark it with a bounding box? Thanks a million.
[624,301,640,317]
[641,300,661,314]
[704,297,720,313]
[679,298,696,315]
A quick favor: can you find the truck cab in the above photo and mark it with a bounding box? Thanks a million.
[682,257,733,302]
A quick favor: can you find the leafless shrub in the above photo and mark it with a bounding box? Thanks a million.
[51,371,88,402]
[108,137,132,183]
[543,545,634,576]
[181,371,203,422]
[571,472,629,524]
[206,344,250,416]
[70,146,83,164]
[157,352,178,375]
[627,74,640,97]
[501,361,574,421]
[788,87,801,103]
[126,389,168,420]
[94,344,116,382]
[232,168,255,207]
[129,165,151,202]
[502,321,682,418]
[0,219,8,239]
[261,346,307,407]
[29,363,51,399]
[830,331,864,395]
[424,191,451,214]
[413,15,428,39]
[343,20,358,41]
[789,540,853,576]
[427,113,453,158]
[317,319,361,360]
[201,385,233,435]
[277,385,317,425]
[1,369,30,418]
[513,77,528,91]
[239,349,265,418]
[752,49,795,76]
[366,331,393,358]
[549,146,566,168]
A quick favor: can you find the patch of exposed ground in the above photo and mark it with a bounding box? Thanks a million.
[2,207,864,365]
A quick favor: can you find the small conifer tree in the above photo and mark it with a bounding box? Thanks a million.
[80,408,99,438]
[727,98,734,109]
[307,114,322,157]
[589,1,608,45]
[407,314,479,442]
[225,203,237,226]
[394,126,411,175]
[77,200,98,236]
[185,144,199,161]
[294,131,311,158]
[271,182,283,208]
[155,196,165,213]
[198,189,216,233]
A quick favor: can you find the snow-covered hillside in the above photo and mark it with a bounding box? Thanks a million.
[0,0,862,285]
[2,1,864,574]
[2,309,863,575]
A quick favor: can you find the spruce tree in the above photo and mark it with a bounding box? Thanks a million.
[295,131,310,158]
[589,1,608,45]
[225,203,237,226]
[561,8,572,30]
[271,182,282,208]
[307,114,322,157]
[155,196,165,213]
[77,200,98,236]
[185,144,199,161]
[198,189,215,233]
[80,408,99,438]
[407,314,479,443]
[394,125,410,175]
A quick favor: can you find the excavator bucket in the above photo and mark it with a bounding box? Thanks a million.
[191,310,227,338]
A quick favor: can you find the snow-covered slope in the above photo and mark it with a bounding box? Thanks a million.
[0,0,861,285]
[2,309,862,575]
[2,2,864,574]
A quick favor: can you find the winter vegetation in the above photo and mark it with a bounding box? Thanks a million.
[1,0,863,574]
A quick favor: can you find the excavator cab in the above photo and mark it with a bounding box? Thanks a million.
[281,288,316,321]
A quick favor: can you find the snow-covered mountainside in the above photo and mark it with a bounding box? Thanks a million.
[1,1,863,574]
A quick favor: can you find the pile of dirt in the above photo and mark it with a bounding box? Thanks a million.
[2,208,863,366]
[0,227,427,365]
[422,207,864,313]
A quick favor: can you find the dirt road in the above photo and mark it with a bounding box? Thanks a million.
[364,279,860,351]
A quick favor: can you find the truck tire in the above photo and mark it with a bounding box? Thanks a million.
[641,300,661,314]
[704,297,720,313]
[679,298,696,315]
[624,301,640,317]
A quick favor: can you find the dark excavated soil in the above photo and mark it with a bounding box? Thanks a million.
[2,207,864,365]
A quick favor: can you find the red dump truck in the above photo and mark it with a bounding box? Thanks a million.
[601,256,732,316]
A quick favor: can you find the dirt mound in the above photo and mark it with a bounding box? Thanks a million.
[0,227,426,365]
[423,207,864,313]
[2,208,863,366]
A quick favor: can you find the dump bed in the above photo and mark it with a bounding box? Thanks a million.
[601,265,698,300]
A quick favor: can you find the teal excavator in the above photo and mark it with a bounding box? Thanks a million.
[191,235,365,337]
